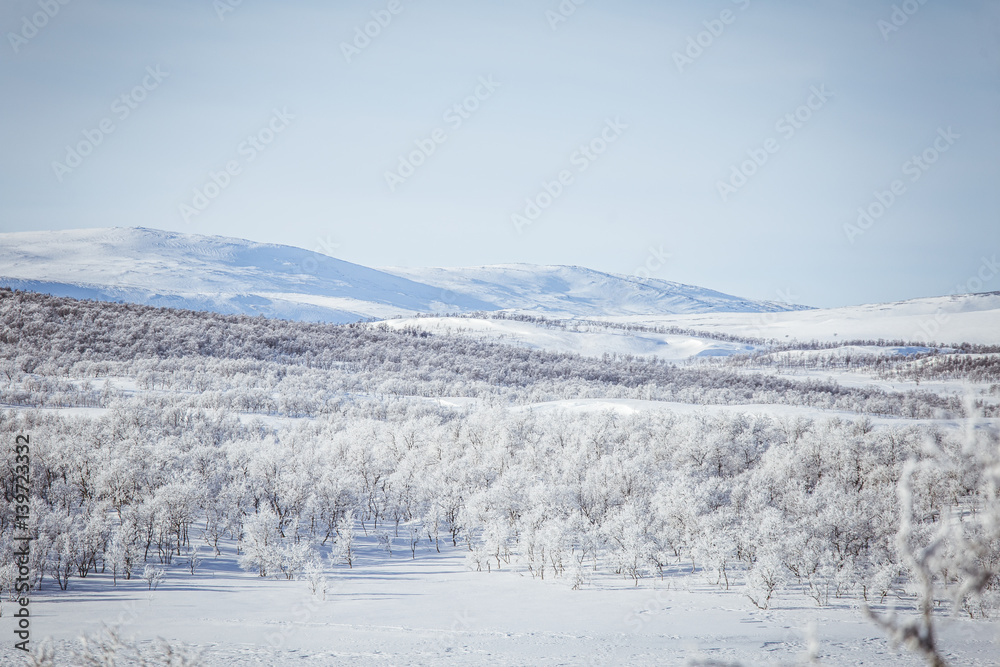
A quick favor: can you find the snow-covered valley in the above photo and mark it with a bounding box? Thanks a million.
[1,231,998,666]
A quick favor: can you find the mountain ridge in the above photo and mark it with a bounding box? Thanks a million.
[0,227,807,323]
[382,263,809,317]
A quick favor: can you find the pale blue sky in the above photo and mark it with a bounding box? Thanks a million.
[2,0,998,307]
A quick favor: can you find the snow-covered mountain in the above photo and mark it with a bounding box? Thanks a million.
[0,227,494,323]
[381,265,807,317]
[0,227,804,322]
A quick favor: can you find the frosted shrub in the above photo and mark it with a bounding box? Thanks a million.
[304,558,328,600]
[142,564,165,591]
[238,509,281,577]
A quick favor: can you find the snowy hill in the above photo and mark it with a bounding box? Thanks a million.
[2,227,994,347]
[381,264,808,317]
[0,227,803,322]
[0,227,494,323]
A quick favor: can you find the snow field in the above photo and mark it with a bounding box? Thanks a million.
[8,524,999,666]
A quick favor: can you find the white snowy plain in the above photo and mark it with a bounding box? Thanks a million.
[605,293,1000,347]
[7,524,999,666]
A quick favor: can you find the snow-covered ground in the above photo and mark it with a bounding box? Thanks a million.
[606,293,1000,346]
[379,317,756,361]
[513,397,1000,428]
[9,529,999,666]
[379,304,999,367]
[729,365,996,402]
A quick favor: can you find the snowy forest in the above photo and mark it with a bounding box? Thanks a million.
[1,288,998,665]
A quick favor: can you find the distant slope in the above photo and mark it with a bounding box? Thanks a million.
[1,227,996,353]
[604,293,1000,346]
[0,227,805,322]
[376,293,1000,362]
[0,227,493,322]
[381,264,809,316]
